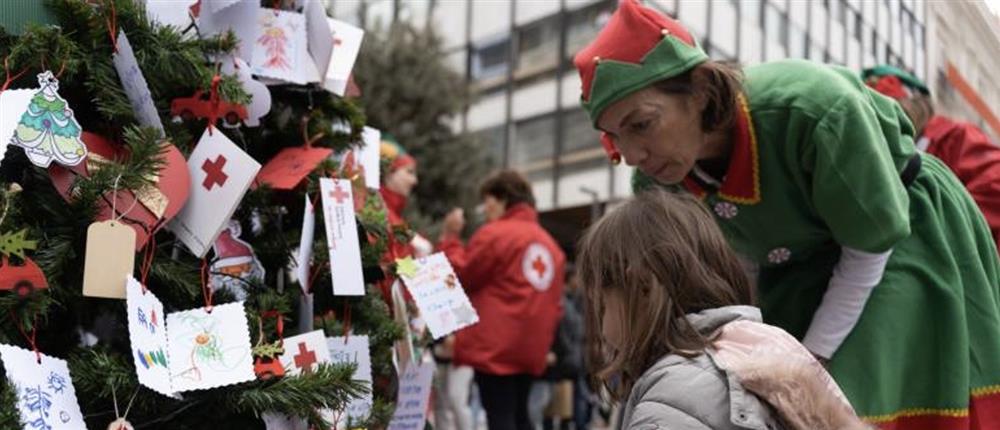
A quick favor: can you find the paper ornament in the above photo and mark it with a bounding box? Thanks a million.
[0,344,86,430]
[277,330,330,376]
[112,30,165,134]
[386,362,435,430]
[0,229,47,297]
[319,178,365,296]
[196,0,259,62]
[253,356,285,380]
[10,71,88,168]
[209,220,265,301]
[398,253,479,340]
[166,301,256,391]
[49,132,191,250]
[221,57,270,127]
[327,335,373,424]
[324,19,364,96]
[294,195,316,294]
[125,277,175,397]
[252,8,310,84]
[170,88,248,128]
[256,145,332,191]
[82,220,136,299]
[143,0,197,28]
[0,88,35,165]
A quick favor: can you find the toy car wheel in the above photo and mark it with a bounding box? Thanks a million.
[181,109,195,121]
[225,112,240,126]
[13,281,33,297]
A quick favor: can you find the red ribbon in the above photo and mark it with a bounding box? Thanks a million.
[200,258,213,312]
[9,311,40,363]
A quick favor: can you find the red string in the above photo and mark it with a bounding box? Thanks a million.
[207,73,222,135]
[300,117,325,148]
[259,310,284,347]
[8,311,40,364]
[200,258,213,312]
[342,301,351,342]
[106,0,118,53]
[54,60,67,79]
[140,230,157,288]
[0,56,29,94]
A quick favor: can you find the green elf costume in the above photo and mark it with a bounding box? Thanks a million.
[574,1,1000,428]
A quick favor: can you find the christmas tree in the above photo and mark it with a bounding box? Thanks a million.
[0,0,405,428]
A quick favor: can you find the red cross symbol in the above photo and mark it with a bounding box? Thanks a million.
[201,155,229,190]
[293,342,317,374]
[532,255,547,278]
[329,184,349,204]
[333,37,343,46]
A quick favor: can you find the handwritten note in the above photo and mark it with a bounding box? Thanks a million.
[386,362,435,430]
[327,335,373,424]
[113,30,164,134]
[398,253,479,339]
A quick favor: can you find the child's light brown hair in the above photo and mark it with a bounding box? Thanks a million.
[577,190,754,400]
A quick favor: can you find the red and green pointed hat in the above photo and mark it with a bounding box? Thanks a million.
[862,65,929,100]
[574,0,708,162]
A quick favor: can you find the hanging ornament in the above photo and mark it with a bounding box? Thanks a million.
[252,311,286,380]
[49,132,191,250]
[0,229,47,297]
[169,75,248,128]
[209,220,266,301]
[10,71,88,168]
[107,418,134,430]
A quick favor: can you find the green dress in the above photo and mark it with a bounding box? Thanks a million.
[638,59,1000,428]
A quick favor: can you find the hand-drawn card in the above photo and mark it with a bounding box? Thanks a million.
[125,277,175,397]
[166,301,255,391]
[359,127,381,189]
[252,9,309,84]
[319,178,365,296]
[398,253,479,339]
[0,344,86,430]
[113,30,165,134]
[324,18,364,96]
[168,128,261,258]
[278,330,331,376]
[328,335,373,424]
[256,146,332,190]
[386,362,435,430]
[197,0,259,62]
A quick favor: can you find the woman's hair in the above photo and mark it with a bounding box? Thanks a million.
[576,189,754,400]
[655,60,745,133]
[479,169,536,208]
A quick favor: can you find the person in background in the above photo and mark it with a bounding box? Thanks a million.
[541,267,584,430]
[438,170,566,430]
[863,65,1000,249]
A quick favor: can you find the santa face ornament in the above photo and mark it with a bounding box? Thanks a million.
[209,220,265,300]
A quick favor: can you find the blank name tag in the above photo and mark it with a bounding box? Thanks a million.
[82,221,136,299]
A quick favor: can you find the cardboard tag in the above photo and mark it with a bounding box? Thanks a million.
[82,220,136,299]
[113,30,165,134]
[256,146,333,190]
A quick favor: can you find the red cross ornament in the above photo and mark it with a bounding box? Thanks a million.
[201,155,228,190]
[329,184,350,204]
[532,255,547,278]
[292,342,318,374]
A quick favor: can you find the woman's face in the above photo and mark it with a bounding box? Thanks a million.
[482,194,506,222]
[386,164,418,196]
[601,291,625,352]
[597,86,707,184]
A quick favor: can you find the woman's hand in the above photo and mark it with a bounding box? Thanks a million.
[442,208,466,237]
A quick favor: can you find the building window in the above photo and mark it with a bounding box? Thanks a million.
[471,35,510,81]
[789,25,808,58]
[475,125,508,168]
[566,0,616,57]
[853,11,862,41]
[764,4,788,51]
[516,16,559,77]
[560,109,600,155]
[512,114,556,170]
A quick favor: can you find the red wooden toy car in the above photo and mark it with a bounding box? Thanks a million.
[0,256,48,297]
[170,90,248,127]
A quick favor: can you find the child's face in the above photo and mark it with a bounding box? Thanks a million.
[602,291,625,352]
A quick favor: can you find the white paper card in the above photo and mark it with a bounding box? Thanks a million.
[324,18,364,95]
[386,362,435,430]
[169,128,261,258]
[327,335,373,423]
[0,89,35,163]
[221,57,271,127]
[319,178,365,296]
[144,0,197,28]
[166,301,255,391]
[198,0,259,62]
[113,30,165,135]
[125,277,175,397]
[295,194,316,294]
[262,413,309,430]
[0,344,86,430]
[279,330,331,376]
[360,127,381,189]
[399,253,480,339]
[305,0,333,78]
[252,9,309,85]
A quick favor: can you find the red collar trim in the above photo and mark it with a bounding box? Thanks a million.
[683,94,761,205]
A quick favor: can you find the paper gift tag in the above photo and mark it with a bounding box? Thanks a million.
[319,178,364,296]
[295,194,316,294]
[0,344,86,430]
[82,220,136,299]
[113,30,165,135]
[252,9,309,85]
[277,330,331,376]
[256,146,333,190]
[198,0,259,62]
[328,335,373,424]
[324,18,364,96]
[399,253,479,340]
[0,89,35,164]
[169,128,261,258]
[359,127,381,189]
[125,277,176,397]
[386,361,435,430]
[166,301,255,391]
[221,57,270,127]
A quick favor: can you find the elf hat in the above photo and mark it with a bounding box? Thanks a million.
[212,221,254,267]
[862,65,929,100]
[574,0,708,163]
[379,133,416,172]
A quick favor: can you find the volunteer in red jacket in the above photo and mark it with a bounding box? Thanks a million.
[438,170,566,430]
[864,65,1000,249]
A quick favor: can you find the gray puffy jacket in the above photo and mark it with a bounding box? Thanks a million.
[617,306,785,430]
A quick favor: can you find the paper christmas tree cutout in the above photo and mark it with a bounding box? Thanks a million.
[10,71,88,167]
[0,229,37,260]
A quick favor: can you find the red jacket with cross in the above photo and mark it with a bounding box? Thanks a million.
[437,203,565,376]
[922,115,1000,250]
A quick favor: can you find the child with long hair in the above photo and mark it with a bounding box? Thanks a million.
[577,190,868,430]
